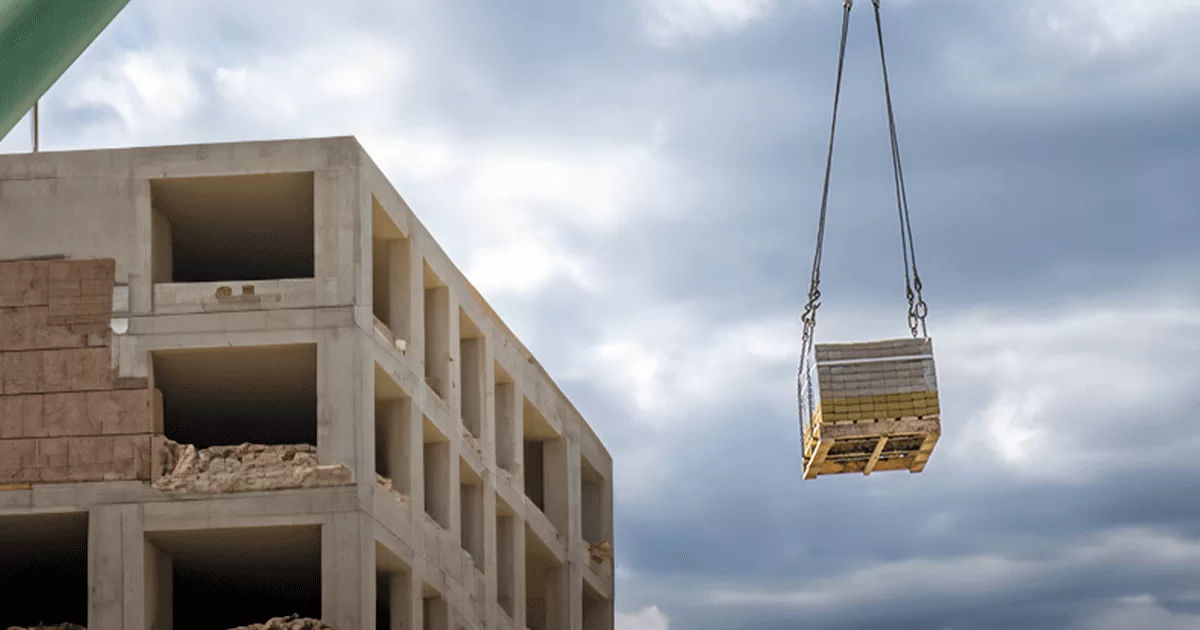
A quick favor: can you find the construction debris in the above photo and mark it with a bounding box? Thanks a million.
[588,540,613,564]
[375,472,410,502]
[228,615,336,630]
[153,439,353,493]
[6,625,86,630]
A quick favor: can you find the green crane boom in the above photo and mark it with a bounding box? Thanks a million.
[0,0,133,143]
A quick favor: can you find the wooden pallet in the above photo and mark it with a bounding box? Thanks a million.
[802,416,940,479]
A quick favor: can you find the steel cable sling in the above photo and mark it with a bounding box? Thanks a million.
[797,0,931,445]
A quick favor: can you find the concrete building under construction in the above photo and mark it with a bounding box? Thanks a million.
[0,137,615,630]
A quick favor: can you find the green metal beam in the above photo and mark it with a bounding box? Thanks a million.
[0,0,133,143]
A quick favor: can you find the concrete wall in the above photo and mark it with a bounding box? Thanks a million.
[0,137,614,630]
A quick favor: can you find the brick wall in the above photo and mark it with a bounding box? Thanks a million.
[0,258,153,484]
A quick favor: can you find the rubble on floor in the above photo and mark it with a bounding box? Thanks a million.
[6,624,86,630]
[375,472,410,502]
[228,615,336,630]
[588,540,613,564]
[153,439,352,493]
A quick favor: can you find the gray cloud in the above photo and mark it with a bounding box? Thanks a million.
[6,1,1200,628]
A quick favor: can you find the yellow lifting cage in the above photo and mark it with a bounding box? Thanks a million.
[800,338,940,479]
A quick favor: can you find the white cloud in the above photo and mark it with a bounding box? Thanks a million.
[616,605,671,630]
[68,50,200,139]
[642,0,775,44]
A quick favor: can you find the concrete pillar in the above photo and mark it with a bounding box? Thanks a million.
[425,596,450,630]
[512,519,527,629]
[90,505,142,630]
[143,540,172,630]
[387,238,412,342]
[406,245,426,377]
[322,513,374,628]
[544,561,582,630]
[423,285,452,400]
[495,382,520,473]
[481,341,496,467]
[150,207,173,284]
[315,167,359,306]
[389,569,421,630]
[424,440,453,529]
[459,335,484,438]
[409,401,426,515]
[482,477,498,627]
[318,329,359,472]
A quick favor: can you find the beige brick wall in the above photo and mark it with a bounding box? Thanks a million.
[0,257,153,485]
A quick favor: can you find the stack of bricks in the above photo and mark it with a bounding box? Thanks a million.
[806,337,939,426]
[0,257,153,485]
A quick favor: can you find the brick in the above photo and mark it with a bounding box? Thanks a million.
[48,280,82,300]
[39,465,69,482]
[77,259,116,282]
[87,390,120,435]
[0,395,22,438]
[12,394,44,438]
[44,392,92,437]
[37,437,68,469]
[81,279,115,298]
[46,299,110,327]
[2,352,42,394]
[0,261,48,307]
[113,389,151,434]
[0,439,37,470]
[72,348,113,391]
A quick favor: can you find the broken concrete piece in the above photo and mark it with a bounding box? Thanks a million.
[375,472,410,502]
[588,540,613,564]
[227,615,335,630]
[6,625,86,630]
[153,439,352,494]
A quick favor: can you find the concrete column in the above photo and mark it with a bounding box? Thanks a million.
[150,207,173,284]
[389,569,421,630]
[406,245,426,377]
[314,167,359,307]
[426,596,450,630]
[322,513,374,628]
[143,540,172,630]
[482,476,498,627]
[494,382,520,474]
[318,329,359,473]
[512,518,527,630]
[481,341,496,467]
[424,440,453,529]
[423,285,452,400]
[409,400,426,515]
[459,335,485,438]
[583,598,613,630]
[387,238,412,343]
[384,399,415,495]
[542,439,577,538]
[544,560,584,630]
[90,505,141,630]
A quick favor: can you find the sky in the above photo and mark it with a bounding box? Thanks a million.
[4,0,1200,628]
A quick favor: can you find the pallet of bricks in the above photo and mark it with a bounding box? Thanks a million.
[800,337,940,479]
[0,256,153,487]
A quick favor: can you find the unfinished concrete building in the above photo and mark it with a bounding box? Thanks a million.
[0,137,615,630]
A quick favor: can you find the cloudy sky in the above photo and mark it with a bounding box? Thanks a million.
[6,0,1200,628]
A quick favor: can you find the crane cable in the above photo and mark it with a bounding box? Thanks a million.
[797,0,930,443]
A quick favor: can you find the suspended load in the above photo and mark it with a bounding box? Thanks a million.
[797,0,942,479]
[800,338,940,479]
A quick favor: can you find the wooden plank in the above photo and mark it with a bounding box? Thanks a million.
[863,436,888,476]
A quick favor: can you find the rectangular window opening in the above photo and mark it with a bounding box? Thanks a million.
[150,172,315,284]
[149,524,321,630]
[422,416,451,529]
[154,343,317,449]
[494,364,519,475]
[459,459,484,570]
[458,309,484,441]
[495,498,517,619]
[374,365,413,499]
[581,457,605,545]
[422,262,449,399]
[371,197,411,348]
[522,398,556,513]
[0,512,88,628]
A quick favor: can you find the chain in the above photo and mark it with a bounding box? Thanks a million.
[798,0,854,441]
[872,0,928,338]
